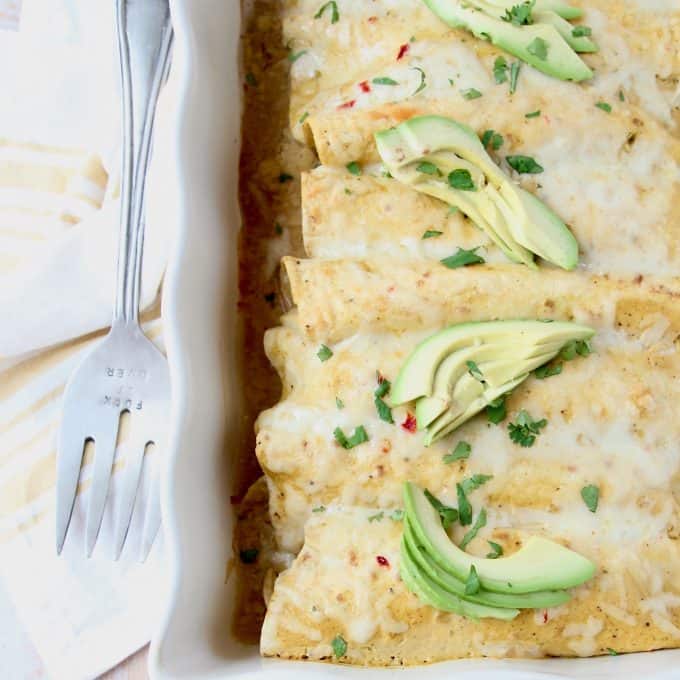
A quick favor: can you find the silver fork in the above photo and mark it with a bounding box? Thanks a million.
[56,0,173,560]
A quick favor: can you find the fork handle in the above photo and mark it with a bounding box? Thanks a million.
[114,0,173,325]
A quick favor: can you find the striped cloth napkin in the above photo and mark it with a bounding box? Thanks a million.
[0,1,169,678]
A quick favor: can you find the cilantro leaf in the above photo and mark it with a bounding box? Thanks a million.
[317,344,333,362]
[606,648,618,656]
[441,247,485,269]
[336,396,344,409]
[288,49,308,62]
[460,508,487,550]
[368,511,384,522]
[334,425,369,449]
[596,101,612,113]
[581,484,599,512]
[390,509,404,521]
[462,88,483,100]
[493,56,508,84]
[422,229,443,239]
[411,67,427,95]
[416,161,441,176]
[456,483,473,526]
[315,1,339,24]
[506,155,543,174]
[245,72,258,87]
[527,37,549,60]
[486,395,507,424]
[443,441,471,464]
[460,474,493,494]
[346,161,362,175]
[481,129,504,150]
[509,61,521,94]
[375,396,393,423]
[560,339,592,360]
[502,0,535,26]
[508,410,547,447]
[572,25,592,37]
[534,362,562,379]
[486,540,504,558]
[466,360,484,382]
[525,110,540,118]
[424,489,459,529]
[374,374,391,398]
[448,168,476,190]
[464,565,481,594]
[331,634,347,657]
[312,505,326,513]
[373,76,398,85]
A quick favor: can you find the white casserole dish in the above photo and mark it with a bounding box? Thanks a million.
[149,1,680,678]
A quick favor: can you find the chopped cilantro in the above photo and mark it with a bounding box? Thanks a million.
[336,396,344,409]
[560,339,592,360]
[411,67,427,95]
[506,155,543,174]
[245,72,258,87]
[331,634,347,658]
[460,474,493,494]
[334,425,369,449]
[441,247,485,269]
[299,111,309,124]
[424,489,459,529]
[596,101,612,113]
[618,89,625,102]
[486,540,504,559]
[508,410,547,447]
[278,172,294,183]
[572,25,592,38]
[317,344,333,362]
[460,508,487,550]
[390,509,404,521]
[606,648,618,656]
[464,565,481,594]
[368,511,384,522]
[312,505,326,513]
[416,161,441,175]
[374,374,391,398]
[373,76,398,85]
[481,129,504,150]
[581,484,599,512]
[466,360,484,382]
[239,548,258,564]
[443,440,471,464]
[527,37,549,60]
[525,110,540,118]
[448,169,476,190]
[502,0,535,26]
[486,396,507,424]
[493,56,508,84]
[534,362,562,379]
[275,222,284,235]
[375,396,393,423]
[509,61,521,94]
[422,229,443,239]
[456,483,473,526]
[288,49,308,62]
[315,1,339,24]
[346,161,362,175]
[344,187,352,195]
[461,88,483,100]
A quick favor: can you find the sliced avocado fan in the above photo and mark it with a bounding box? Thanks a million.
[423,0,596,81]
[400,482,595,616]
[375,115,579,270]
[390,319,594,445]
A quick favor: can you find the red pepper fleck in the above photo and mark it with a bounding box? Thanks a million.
[338,99,356,109]
[401,413,417,433]
[376,555,390,567]
[387,285,396,293]
[359,80,371,93]
[543,610,549,624]
[397,43,409,60]
[368,15,378,23]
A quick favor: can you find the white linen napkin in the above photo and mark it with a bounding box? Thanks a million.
[0,1,170,677]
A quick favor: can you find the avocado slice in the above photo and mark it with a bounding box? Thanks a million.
[404,482,596,594]
[532,10,598,52]
[481,0,583,20]
[423,0,593,81]
[403,519,571,609]
[375,115,579,270]
[400,534,520,619]
[391,319,594,405]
